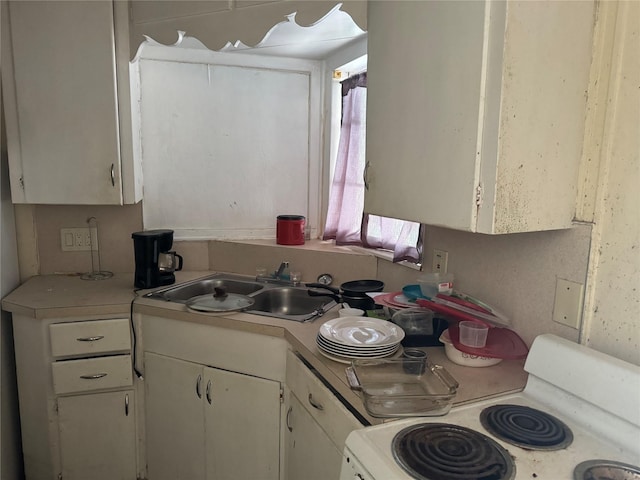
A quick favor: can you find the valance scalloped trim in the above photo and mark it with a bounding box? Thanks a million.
[133,3,365,61]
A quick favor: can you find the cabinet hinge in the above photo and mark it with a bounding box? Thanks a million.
[280,385,284,404]
[19,176,24,190]
[475,184,483,207]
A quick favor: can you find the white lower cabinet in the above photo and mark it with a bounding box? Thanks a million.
[284,351,363,480]
[285,393,344,480]
[10,314,138,480]
[144,352,281,480]
[57,390,137,480]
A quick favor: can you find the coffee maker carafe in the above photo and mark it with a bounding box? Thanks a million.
[132,229,183,289]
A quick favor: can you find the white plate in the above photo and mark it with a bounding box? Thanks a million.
[316,341,400,359]
[317,335,398,353]
[319,317,405,348]
[316,339,399,358]
[316,330,400,349]
[316,334,399,354]
[316,344,402,364]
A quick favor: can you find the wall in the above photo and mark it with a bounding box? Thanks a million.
[1,75,25,479]
[579,2,639,365]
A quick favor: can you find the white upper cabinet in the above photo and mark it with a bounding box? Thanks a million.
[1,0,141,205]
[364,1,596,234]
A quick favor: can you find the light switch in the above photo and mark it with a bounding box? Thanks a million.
[552,278,584,329]
[64,232,74,247]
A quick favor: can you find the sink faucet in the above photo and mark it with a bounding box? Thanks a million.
[274,261,289,280]
[256,261,300,286]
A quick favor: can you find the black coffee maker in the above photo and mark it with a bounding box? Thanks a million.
[132,229,183,289]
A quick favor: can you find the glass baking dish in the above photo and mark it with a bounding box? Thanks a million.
[346,358,459,418]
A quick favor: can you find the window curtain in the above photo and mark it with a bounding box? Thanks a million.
[323,73,422,263]
[323,78,367,245]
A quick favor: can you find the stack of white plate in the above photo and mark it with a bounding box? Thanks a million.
[316,317,405,363]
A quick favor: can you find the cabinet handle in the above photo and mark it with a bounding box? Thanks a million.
[110,163,115,186]
[196,374,202,398]
[80,373,107,379]
[206,379,212,405]
[363,161,370,191]
[286,406,293,432]
[125,393,129,416]
[76,335,104,342]
[308,393,324,411]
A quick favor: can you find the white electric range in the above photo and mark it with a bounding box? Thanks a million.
[340,334,640,480]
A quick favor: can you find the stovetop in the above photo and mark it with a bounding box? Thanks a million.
[343,392,638,479]
[340,334,640,480]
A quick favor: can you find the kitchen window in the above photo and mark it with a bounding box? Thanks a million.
[132,18,421,263]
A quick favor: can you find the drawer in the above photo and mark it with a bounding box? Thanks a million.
[286,350,362,449]
[52,355,133,394]
[50,318,131,358]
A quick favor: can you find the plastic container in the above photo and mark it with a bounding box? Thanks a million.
[447,323,529,360]
[417,272,454,298]
[439,329,503,367]
[276,215,305,245]
[390,308,448,347]
[458,320,489,348]
[346,358,458,417]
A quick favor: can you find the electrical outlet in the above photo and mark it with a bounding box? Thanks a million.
[432,249,449,273]
[60,228,93,251]
[552,278,584,329]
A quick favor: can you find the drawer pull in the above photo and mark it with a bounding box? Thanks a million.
[308,393,324,411]
[76,335,105,342]
[196,374,202,399]
[206,380,212,405]
[125,393,129,416]
[80,373,108,380]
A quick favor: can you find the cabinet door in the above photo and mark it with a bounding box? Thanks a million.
[365,0,486,231]
[145,352,206,480]
[285,393,343,480]
[365,1,595,234]
[57,390,137,480]
[2,1,125,204]
[204,366,281,480]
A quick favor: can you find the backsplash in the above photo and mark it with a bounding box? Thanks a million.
[22,202,593,349]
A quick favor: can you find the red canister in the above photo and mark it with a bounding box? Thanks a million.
[276,215,305,245]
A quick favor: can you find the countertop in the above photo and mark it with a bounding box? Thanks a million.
[2,271,529,425]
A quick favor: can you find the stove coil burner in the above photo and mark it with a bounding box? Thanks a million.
[391,423,516,480]
[480,404,573,450]
[574,459,640,480]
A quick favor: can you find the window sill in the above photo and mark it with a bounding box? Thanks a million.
[226,238,422,271]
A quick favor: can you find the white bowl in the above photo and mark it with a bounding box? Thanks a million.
[439,329,502,367]
[339,307,365,317]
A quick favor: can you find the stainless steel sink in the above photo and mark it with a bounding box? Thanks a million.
[144,273,337,322]
[249,287,336,322]
[150,277,265,302]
